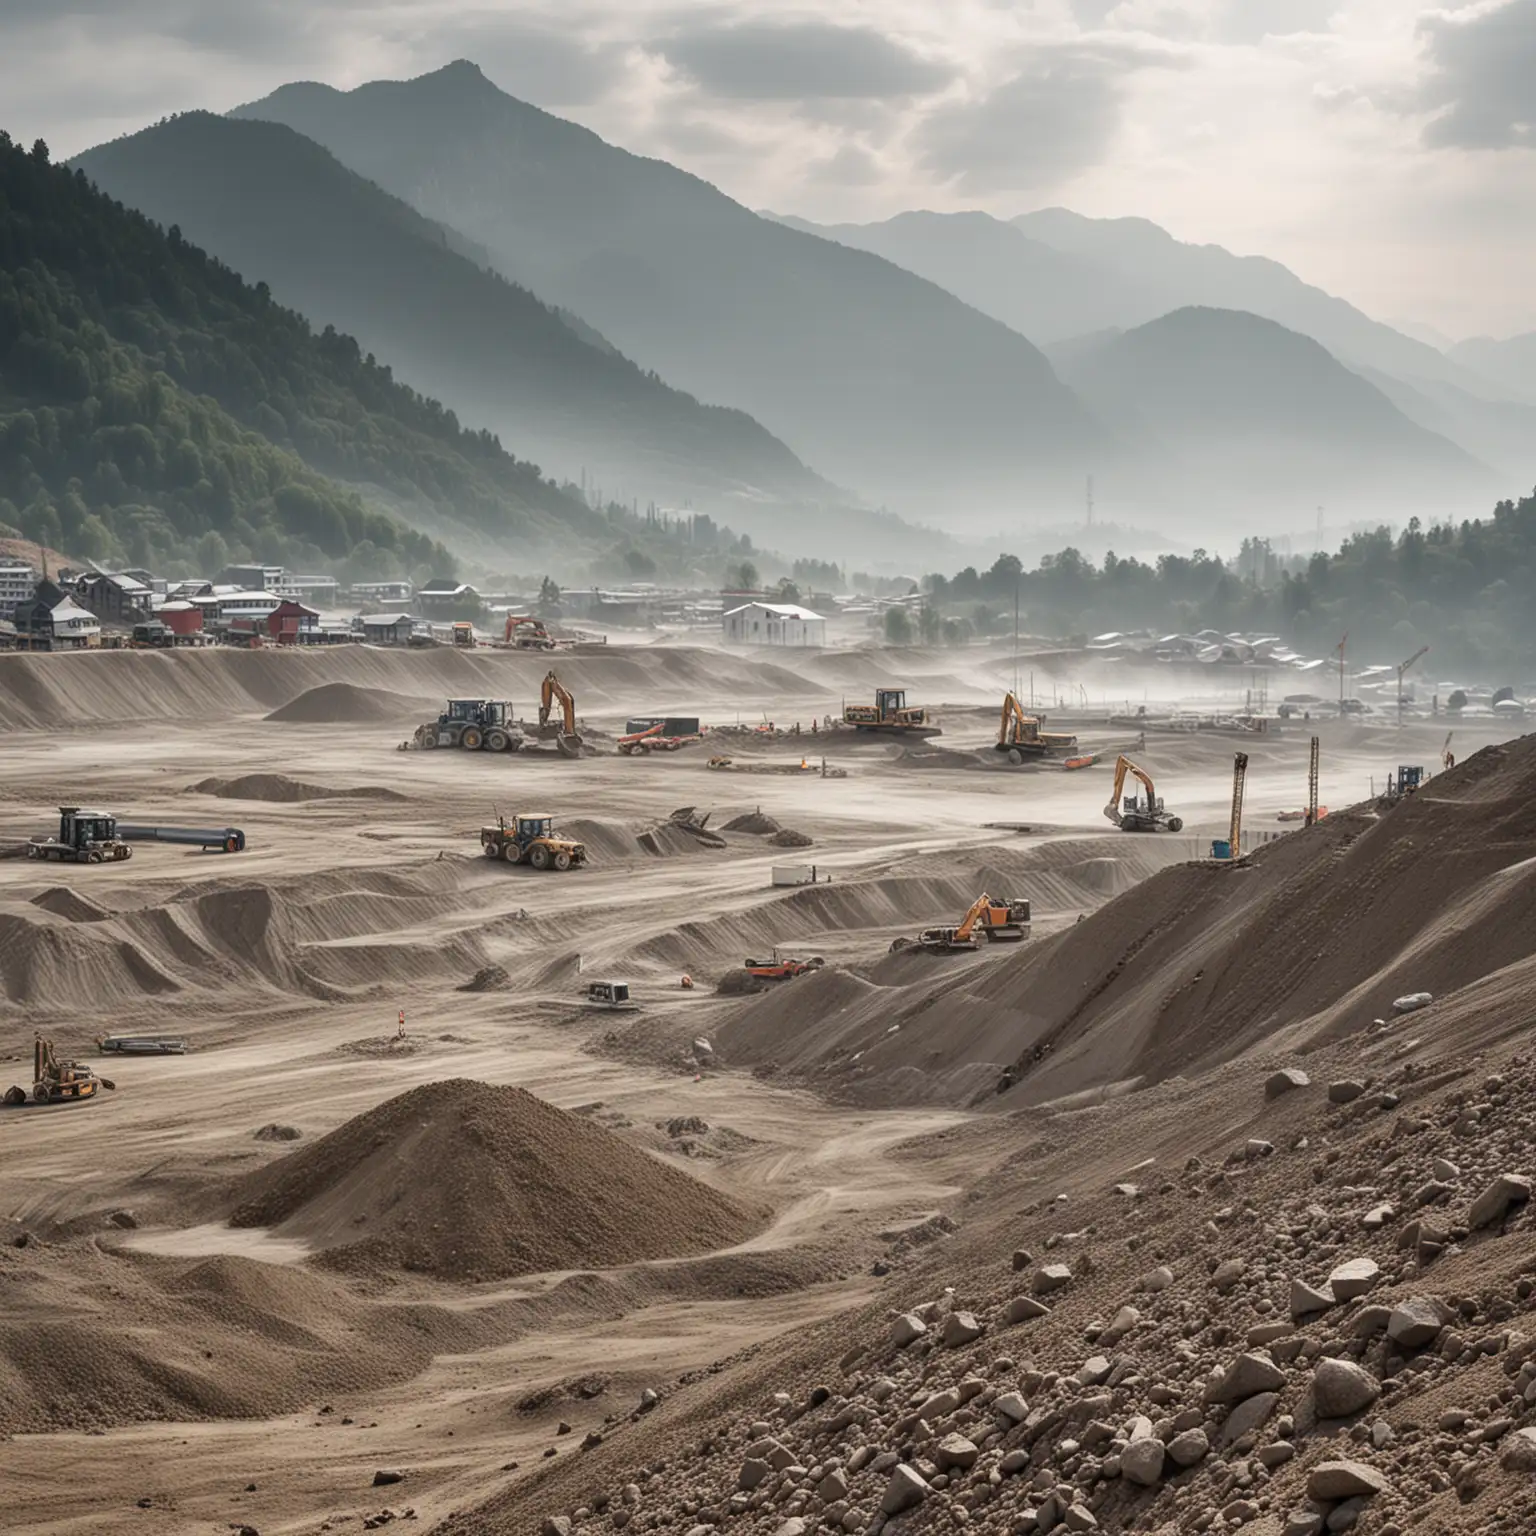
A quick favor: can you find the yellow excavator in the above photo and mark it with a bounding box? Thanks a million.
[996,692,1078,764]
[537,670,584,758]
[1103,755,1184,833]
[890,893,1031,954]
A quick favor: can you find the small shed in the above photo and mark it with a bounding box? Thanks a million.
[722,601,827,648]
[361,613,415,646]
[265,599,320,644]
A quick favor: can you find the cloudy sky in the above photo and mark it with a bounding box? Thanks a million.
[7,0,1535,337]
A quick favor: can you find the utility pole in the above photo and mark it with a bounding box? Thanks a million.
[1086,475,1095,529]
[1335,632,1347,711]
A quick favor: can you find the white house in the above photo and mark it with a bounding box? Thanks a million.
[722,601,827,648]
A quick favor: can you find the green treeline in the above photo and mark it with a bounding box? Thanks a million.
[0,132,600,577]
[922,493,1536,672]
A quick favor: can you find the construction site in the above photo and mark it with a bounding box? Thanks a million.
[3,638,1536,1536]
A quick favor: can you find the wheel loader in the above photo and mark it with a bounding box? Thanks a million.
[480,814,588,871]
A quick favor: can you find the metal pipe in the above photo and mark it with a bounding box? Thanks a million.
[117,824,246,852]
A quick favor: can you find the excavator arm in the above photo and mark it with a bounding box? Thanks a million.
[1104,755,1158,824]
[951,892,996,945]
[539,670,577,734]
[1000,692,1029,746]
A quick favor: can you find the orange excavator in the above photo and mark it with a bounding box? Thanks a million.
[1103,755,1184,832]
[996,692,1078,763]
[537,670,583,758]
[743,949,826,981]
[890,893,1031,954]
[502,614,556,650]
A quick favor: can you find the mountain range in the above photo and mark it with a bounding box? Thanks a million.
[229,62,1105,522]
[73,111,834,520]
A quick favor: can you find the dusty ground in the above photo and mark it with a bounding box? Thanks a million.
[0,641,1517,1534]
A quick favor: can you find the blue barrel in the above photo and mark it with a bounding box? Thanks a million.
[1211,839,1232,860]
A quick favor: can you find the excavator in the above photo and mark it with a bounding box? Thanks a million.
[502,614,556,650]
[537,670,584,758]
[1103,755,1184,833]
[3,1037,114,1107]
[996,692,1078,764]
[889,893,1032,954]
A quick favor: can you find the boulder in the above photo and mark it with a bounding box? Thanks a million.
[1219,1392,1278,1448]
[994,1391,1029,1424]
[891,1313,928,1348]
[1140,1266,1175,1293]
[1265,1068,1311,1098]
[1500,1427,1536,1473]
[1312,1359,1380,1419]
[1391,993,1432,1014]
[1166,1428,1210,1468]
[1468,1173,1533,1230]
[1328,1258,1380,1302]
[942,1310,983,1348]
[1205,1352,1287,1405]
[880,1466,929,1516]
[1327,1080,1365,1104]
[934,1433,979,1472]
[1306,1461,1389,1501]
[1033,1263,1073,1295]
[1212,1259,1247,1293]
[1291,1279,1335,1320]
[1008,1295,1052,1324]
[1387,1297,1452,1350]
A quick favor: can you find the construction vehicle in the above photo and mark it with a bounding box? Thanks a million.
[583,980,638,1011]
[1396,645,1430,717]
[414,699,523,752]
[1385,766,1424,801]
[26,807,245,862]
[480,813,588,871]
[502,614,556,650]
[842,689,940,738]
[452,621,476,649]
[1442,733,1455,771]
[889,893,1031,954]
[3,1037,114,1107]
[96,1033,187,1055]
[130,621,173,648]
[537,670,584,758]
[996,692,1078,763]
[743,949,825,981]
[1103,756,1184,833]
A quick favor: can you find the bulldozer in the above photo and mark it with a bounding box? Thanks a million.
[1103,755,1184,832]
[889,893,1032,954]
[537,671,584,758]
[3,1037,114,1107]
[502,614,556,650]
[414,699,523,752]
[842,688,940,738]
[996,692,1078,763]
[480,813,588,871]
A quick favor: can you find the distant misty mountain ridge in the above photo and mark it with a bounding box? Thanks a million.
[52,57,1532,571]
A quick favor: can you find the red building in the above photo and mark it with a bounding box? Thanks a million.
[266,600,319,644]
[156,600,204,637]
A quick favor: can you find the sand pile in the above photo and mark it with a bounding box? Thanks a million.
[226,1079,767,1281]
[459,964,512,992]
[265,682,412,724]
[190,773,407,803]
[768,828,814,848]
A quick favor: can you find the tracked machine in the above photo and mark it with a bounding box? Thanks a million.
[842,688,940,738]
[996,692,1078,763]
[1103,755,1184,833]
[890,893,1032,954]
[3,1037,114,1107]
[536,671,585,758]
[502,614,557,651]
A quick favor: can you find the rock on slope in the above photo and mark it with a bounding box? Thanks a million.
[442,984,1536,1536]
[227,1079,767,1280]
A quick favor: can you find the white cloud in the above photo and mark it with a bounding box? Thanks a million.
[4,0,1533,335]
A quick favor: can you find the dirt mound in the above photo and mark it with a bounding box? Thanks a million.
[226,1079,767,1281]
[459,964,511,992]
[723,811,781,834]
[29,887,110,923]
[254,1123,302,1142]
[265,682,410,724]
[768,828,814,848]
[190,773,407,803]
